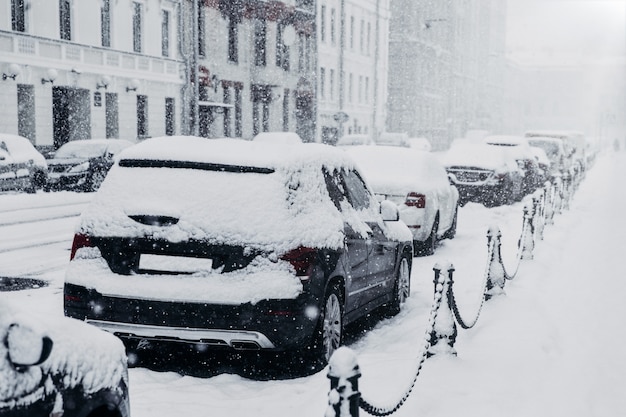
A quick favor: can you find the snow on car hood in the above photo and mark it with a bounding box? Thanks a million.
[441,143,519,172]
[0,300,126,408]
[77,137,362,253]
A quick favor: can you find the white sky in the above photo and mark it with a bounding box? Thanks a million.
[506,0,626,64]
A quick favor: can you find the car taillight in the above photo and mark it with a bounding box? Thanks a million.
[280,247,317,280]
[70,233,93,260]
[405,192,426,208]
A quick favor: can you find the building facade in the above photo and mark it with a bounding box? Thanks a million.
[0,0,184,149]
[386,0,508,150]
[183,0,317,142]
[316,0,390,144]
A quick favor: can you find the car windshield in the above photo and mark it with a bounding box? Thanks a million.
[528,140,560,159]
[55,142,108,159]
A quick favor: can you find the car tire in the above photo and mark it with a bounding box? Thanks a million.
[443,207,458,240]
[313,283,344,364]
[384,256,411,317]
[418,215,439,256]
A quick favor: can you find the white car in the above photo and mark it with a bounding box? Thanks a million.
[252,131,303,145]
[0,134,48,192]
[344,145,459,256]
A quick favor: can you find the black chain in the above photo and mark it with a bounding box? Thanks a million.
[358,269,447,416]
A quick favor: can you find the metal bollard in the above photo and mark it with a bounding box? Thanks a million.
[326,347,361,417]
[485,226,506,299]
[521,203,535,260]
[427,264,457,357]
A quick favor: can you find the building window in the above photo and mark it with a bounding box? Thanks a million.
[17,84,35,141]
[319,67,325,100]
[59,0,72,40]
[165,97,175,136]
[254,19,267,66]
[105,93,119,139]
[367,22,371,55]
[329,69,335,101]
[348,73,353,103]
[330,8,336,45]
[161,10,170,57]
[228,17,238,63]
[276,23,290,71]
[132,2,143,53]
[320,5,326,43]
[349,16,354,50]
[12,0,26,32]
[283,89,290,131]
[223,86,231,137]
[137,95,148,139]
[101,0,111,47]
[360,19,364,54]
[365,76,369,102]
[198,5,206,57]
[234,84,242,137]
[358,75,363,103]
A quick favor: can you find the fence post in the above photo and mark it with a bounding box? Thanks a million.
[485,226,506,299]
[533,189,545,241]
[326,347,361,417]
[427,264,457,357]
[545,180,556,225]
[521,203,535,260]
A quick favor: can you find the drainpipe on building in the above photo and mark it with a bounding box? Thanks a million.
[338,0,346,137]
[191,0,200,136]
[177,0,191,136]
[371,0,381,143]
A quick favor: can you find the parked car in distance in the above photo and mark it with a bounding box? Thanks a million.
[526,136,570,179]
[483,135,543,195]
[377,132,410,147]
[64,136,413,367]
[524,130,586,172]
[344,145,459,256]
[335,134,374,146]
[45,139,135,192]
[0,299,129,417]
[253,131,303,145]
[442,142,524,207]
[407,137,432,152]
[0,134,48,193]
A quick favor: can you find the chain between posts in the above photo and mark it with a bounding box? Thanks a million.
[325,176,583,417]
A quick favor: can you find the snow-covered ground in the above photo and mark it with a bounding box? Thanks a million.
[1,151,625,417]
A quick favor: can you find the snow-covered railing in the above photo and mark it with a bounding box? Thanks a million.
[324,176,582,417]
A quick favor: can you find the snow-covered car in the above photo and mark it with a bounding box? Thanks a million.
[526,136,570,179]
[335,134,374,146]
[344,145,459,256]
[0,299,129,417]
[45,139,135,192]
[0,134,48,193]
[524,130,586,172]
[483,135,543,195]
[252,131,303,144]
[63,136,413,365]
[442,142,524,207]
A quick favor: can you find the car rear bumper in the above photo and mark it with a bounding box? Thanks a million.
[64,283,319,351]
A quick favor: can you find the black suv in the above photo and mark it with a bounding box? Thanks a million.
[64,136,413,365]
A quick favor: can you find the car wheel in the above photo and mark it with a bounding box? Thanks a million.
[443,207,458,240]
[384,256,411,317]
[89,170,107,192]
[418,215,439,256]
[315,284,344,364]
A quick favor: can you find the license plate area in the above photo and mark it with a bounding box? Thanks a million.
[138,254,213,274]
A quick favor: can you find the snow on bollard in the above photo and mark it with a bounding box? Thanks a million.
[532,189,545,240]
[485,226,506,299]
[521,203,535,260]
[326,347,361,417]
[427,264,457,357]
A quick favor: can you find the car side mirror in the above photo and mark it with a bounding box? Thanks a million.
[379,200,400,222]
[5,323,53,368]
